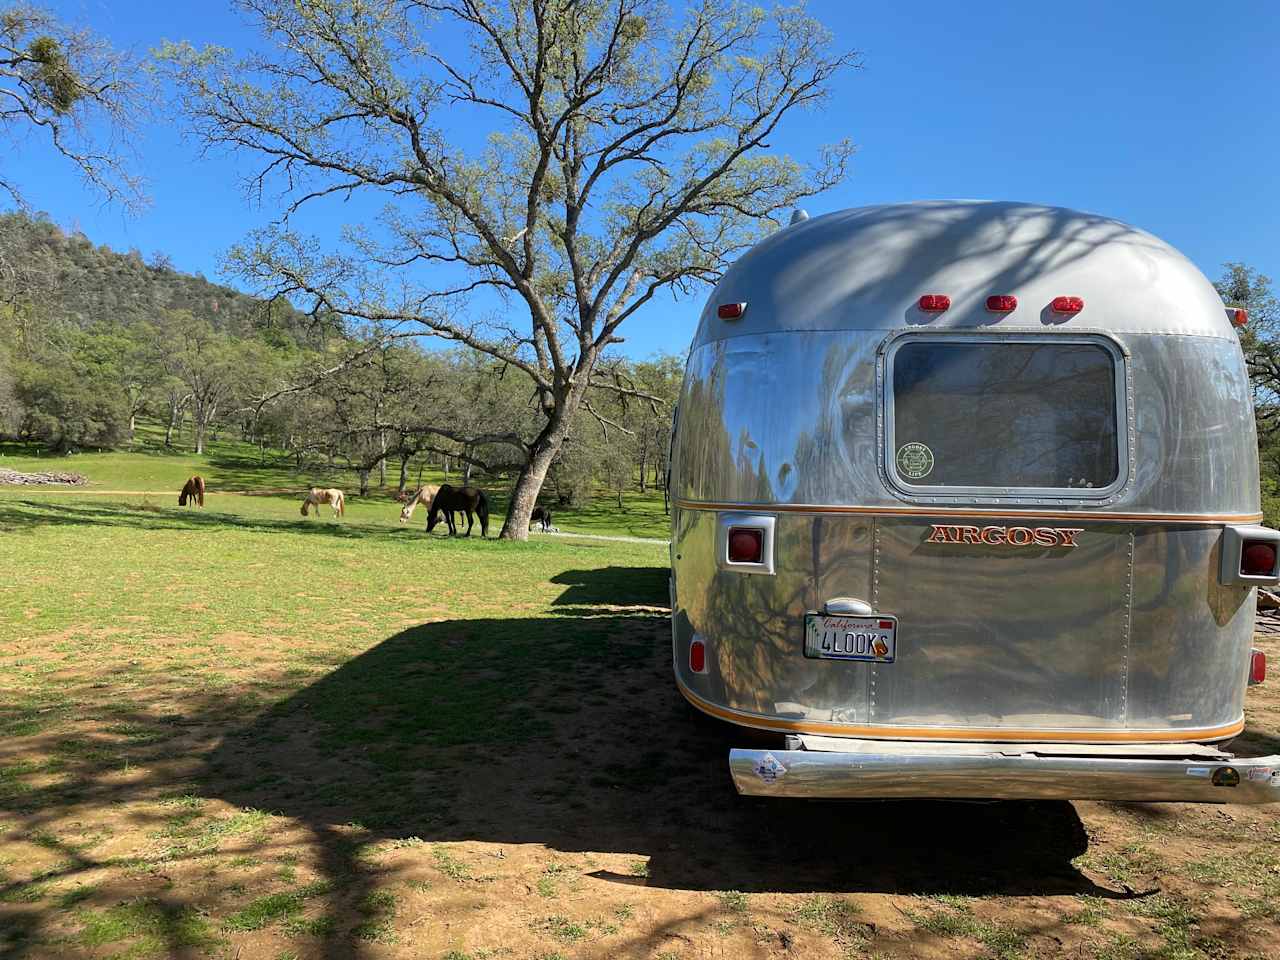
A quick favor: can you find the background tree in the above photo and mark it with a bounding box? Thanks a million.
[1217,263,1280,434]
[163,0,857,538]
[0,3,144,207]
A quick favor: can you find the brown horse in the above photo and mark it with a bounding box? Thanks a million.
[301,487,345,518]
[426,484,489,537]
[178,475,205,507]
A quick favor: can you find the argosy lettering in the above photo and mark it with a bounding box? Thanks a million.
[925,524,1084,548]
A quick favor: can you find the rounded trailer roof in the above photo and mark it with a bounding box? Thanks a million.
[693,200,1235,347]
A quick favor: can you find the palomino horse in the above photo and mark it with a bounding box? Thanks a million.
[178,475,205,507]
[426,484,489,537]
[301,487,345,518]
[398,484,440,523]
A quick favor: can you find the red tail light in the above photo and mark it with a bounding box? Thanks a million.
[728,528,764,564]
[1241,541,1278,577]
[690,638,706,674]
[717,302,746,320]
[918,294,950,313]
[1250,648,1266,685]
[1051,296,1084,314]
[1232,308,1249,328]
[986,295,1017,312]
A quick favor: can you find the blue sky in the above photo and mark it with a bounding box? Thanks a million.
[12,1,1279,358]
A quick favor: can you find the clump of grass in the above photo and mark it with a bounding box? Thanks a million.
[1092,933,1138,960]
[1063,895,1110,927]
[0,878,50,903]
[57,884,99,909]
[614,903,634,921]
[224,880,331,932]
[224,892,305,931]
[352,889,398,943]
[907,901,1025,960]
[628,859,649,878]
[537,862,576,898]
[283,914,336,938]
[793,895,870,953]
[433,845,472,881]
[76,899,221,953]
[1125,894,1202,956]
[534,915,587,944]
[718,890,748,914]
[1075,841,1167,887]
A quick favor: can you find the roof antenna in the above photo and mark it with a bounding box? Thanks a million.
[789,208,810,225]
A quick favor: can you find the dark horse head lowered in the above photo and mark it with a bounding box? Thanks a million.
[426,484,489,537]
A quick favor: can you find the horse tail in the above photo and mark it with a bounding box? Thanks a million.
[478,490,489,538]
[196,476,205,507]
[337,492,345,516]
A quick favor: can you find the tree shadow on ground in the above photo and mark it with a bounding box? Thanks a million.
[0,497,416,540]
[1,566,1135,959]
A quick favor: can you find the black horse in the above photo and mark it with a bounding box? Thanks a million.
[426,484,489,537]
[531,506,553,533]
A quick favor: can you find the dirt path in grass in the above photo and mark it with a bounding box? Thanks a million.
[543,529,670,544]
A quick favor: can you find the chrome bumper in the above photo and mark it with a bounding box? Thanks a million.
[729,736,1280,803]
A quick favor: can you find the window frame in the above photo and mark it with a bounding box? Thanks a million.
[881,332,1131,501]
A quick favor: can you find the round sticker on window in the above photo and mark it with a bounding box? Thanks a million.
[896,442,934,479]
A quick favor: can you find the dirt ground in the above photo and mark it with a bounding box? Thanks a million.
[2,612,1279,960]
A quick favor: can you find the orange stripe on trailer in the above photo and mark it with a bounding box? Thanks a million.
[676,678,1245,744]
[672,498,1264,526]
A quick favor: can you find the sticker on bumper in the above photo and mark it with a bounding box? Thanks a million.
[754,752,787,784]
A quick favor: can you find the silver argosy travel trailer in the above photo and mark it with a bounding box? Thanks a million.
[668,200,1280,803]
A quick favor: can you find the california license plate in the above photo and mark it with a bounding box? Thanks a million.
[804,614,897,662]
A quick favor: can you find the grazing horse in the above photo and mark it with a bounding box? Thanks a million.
[178,475,205,507]
[301,487,345,518]
[531,506,553,533]
[398,484,440,524]
[426,484,489,538]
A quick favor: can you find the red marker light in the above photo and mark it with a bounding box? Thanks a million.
[918,294,950,313]
[1232,308,1249,328]
[1051,296,1085,315]
[1241,541,1278,577]
[728,528,763,564]
[1250,648,1266,685]
[690,638,707,674]
[717,302,747,320]
[878,619,893,629]
[986,295,1017,312]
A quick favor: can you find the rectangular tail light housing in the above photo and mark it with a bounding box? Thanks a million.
[1250,648,1266,685]
[716,513,776,576]
[1219,525,1280,586]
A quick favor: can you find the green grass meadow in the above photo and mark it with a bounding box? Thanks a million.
[2,434,1280,960]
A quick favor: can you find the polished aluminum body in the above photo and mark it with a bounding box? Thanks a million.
[669,201,1272,801]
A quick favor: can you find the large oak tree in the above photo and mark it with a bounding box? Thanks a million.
[164,0,857,538]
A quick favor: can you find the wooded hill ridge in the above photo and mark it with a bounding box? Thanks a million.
[0,210,316,344]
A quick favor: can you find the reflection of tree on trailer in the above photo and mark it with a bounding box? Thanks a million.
[670,200,1280,803]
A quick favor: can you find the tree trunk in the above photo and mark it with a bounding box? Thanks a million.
[500,388,583,541]
[397,452,410,496]
[128,413,137,446]
[358,468,370,497]
[165,401,179,447]
[193,401,206,455]
[462,446,473,485]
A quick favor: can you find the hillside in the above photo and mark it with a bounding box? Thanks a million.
[0,210,315,343]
